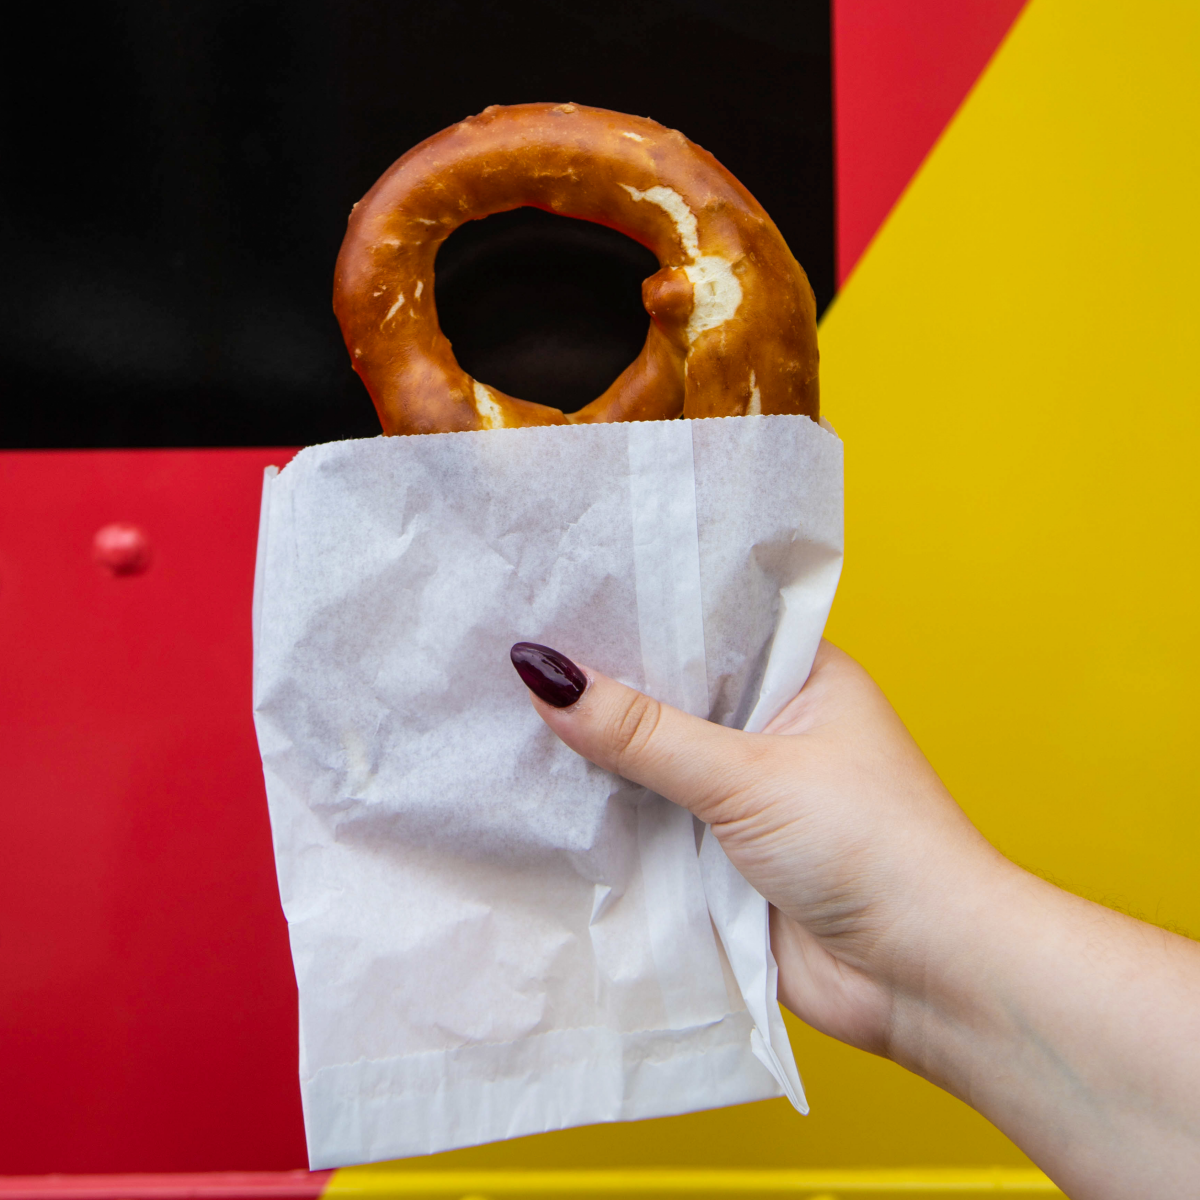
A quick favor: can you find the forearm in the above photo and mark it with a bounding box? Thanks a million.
[888,857,1200,1199]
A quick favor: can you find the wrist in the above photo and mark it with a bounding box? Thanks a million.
[770,824,1018,1061]
[873,842,1039,1079]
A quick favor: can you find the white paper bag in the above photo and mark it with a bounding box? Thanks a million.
[252,414,843,1168]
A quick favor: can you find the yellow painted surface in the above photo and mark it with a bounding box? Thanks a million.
[327,1166,1061,1197]
[341,0,1198,1181]
[822,0,1200,928]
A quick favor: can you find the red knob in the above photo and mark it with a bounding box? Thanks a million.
[93,523,152,576]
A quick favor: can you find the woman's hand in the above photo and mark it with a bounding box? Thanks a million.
[517,639,1001,1054]
[512,638,1200,1200]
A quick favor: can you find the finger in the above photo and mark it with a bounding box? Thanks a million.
[509,641,755,821]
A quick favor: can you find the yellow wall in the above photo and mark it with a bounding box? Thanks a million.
[345,0,1199,1183]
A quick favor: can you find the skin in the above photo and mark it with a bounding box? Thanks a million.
[527,640,1200,1200]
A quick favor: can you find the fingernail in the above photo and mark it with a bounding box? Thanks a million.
[510,642,587,708]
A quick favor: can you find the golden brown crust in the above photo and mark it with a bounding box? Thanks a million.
[333,102,819,434]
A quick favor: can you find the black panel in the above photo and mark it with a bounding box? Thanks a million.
[0,0,832,447]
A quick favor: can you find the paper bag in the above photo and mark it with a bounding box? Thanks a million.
[252,414,843,1167]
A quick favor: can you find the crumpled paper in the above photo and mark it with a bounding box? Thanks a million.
[252,414,843,1168]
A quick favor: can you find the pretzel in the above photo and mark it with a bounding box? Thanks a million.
[333,103,819,434]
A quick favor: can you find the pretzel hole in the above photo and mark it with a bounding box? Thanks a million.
[434,207,659,414]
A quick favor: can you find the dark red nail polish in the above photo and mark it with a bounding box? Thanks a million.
[510,642,587,708]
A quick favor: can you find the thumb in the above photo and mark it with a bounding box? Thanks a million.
[509,642,753,822]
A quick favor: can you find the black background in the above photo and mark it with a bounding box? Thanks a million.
[0,0,833,447]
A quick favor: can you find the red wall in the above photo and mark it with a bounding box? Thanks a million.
[0,451,304,1171]
[834,0,1026,283]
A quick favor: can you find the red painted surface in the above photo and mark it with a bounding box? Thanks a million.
[0,451,303,1173]
[0,1173,332,1200]
[833,0,1028,284]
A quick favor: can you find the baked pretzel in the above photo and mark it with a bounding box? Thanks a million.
[334,102,819,434]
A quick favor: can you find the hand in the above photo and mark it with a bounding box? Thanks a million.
[512,639,1200,1200]
[517,639,1000,1054]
